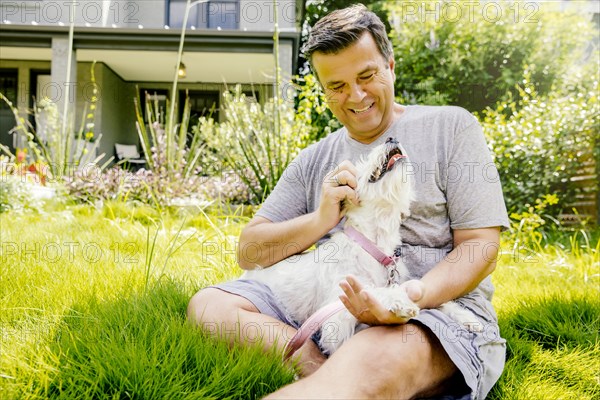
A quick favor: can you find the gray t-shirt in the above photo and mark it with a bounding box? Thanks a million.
[256,105,509,302]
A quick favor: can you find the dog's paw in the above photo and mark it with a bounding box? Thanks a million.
[366,286,420,320]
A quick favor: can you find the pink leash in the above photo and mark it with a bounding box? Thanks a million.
[344,226,396,266]
[283,300,346,361]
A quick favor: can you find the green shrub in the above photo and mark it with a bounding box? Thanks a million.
[483,71,599,217]
[293,73,341,143]
[387,0,596,112]
[0,175,27,213]
[196,86,312,204]
[65,166,153,205]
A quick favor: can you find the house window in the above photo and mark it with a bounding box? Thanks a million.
[181,90,220,127]
[0,69,18,152]
[0,69,18,110]
[168,0,239,29]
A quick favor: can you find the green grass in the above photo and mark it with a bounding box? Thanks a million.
[1,202,598,399]
[489,229,600,399]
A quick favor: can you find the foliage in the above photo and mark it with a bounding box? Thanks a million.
[197,171,256,206]
[293,73,341,143]
[136,90,196,179]
[0,156,63,213]
[67,86,265,207]
[0,174,42,213]
[386,0,596,112]
[189,78,337,205]
[508,194,560,250]
[81,61,99,143]
[133,90,210,206]
[198,86,311,204]
[491,226,599,400]
[482,71,599,218]
[65,166,153,205]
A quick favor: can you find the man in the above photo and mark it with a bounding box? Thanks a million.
[187,4,508,399]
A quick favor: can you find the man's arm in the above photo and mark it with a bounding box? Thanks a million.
[237,161,359,270]
[237,214,333,270]
[417,226,500,308]
[339,227,501,324]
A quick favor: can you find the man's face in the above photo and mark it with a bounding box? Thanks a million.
[311,32,397,143]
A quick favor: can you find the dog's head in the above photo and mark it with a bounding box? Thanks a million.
[345,137,413,222]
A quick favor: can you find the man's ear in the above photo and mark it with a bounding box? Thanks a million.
[388,57,396,80]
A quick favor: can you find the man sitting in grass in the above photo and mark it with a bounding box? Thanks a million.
[187,4,509,399]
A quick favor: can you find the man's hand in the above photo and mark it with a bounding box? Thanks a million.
[318,161,360,230]
[339,275,425,325]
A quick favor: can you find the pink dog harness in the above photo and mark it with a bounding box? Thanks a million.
[344,226,397,266]
[282,227,398,361]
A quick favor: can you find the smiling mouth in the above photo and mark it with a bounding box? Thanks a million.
[369,147,405,183]
[351,103,374,114]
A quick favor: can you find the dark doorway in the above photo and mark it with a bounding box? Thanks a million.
[0,69,19,153]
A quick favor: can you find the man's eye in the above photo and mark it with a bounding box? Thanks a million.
[331,85,344,92]
[360,73,375,80]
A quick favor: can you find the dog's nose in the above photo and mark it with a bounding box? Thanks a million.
[385,137,398,144]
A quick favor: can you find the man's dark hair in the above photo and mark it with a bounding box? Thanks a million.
[302,4,393,67]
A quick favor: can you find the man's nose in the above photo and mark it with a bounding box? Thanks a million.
[347,83,367,103]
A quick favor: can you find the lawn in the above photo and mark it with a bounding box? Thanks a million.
[1,202,598,399]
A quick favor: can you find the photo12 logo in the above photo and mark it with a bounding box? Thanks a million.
[1,241,140,264]
[396,1,539,24]
[1,1,140,25]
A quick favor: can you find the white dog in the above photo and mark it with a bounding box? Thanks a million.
[243,138,477,356]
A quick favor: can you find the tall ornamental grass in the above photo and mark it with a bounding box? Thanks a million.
[196,86,312,204]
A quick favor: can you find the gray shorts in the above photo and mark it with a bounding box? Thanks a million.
[211,279,506,400]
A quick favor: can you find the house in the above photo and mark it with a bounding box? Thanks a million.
[0,0,303,162]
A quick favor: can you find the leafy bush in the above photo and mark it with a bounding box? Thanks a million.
[483,71,599,217]
[0,175,32,213]
[387,0,596,111]
[0,157,60,213]
[293,73,341,143]
[508,194,560,250]
[197,171,257,206]
[195,86,312,204]
[65,166,152,205]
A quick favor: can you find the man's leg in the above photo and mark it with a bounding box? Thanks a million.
[187,288,326,376]
[265,323,460,399]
